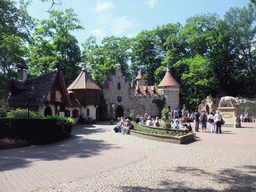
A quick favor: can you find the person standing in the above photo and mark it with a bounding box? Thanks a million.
[194,109,200,132]
[200,110,207,133]
[214,110,222,134]
[208,112,215,133]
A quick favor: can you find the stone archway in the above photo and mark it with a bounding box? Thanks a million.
[115,105,124,119]
[44,106,52,116]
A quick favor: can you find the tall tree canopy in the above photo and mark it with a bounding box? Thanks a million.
[28,8,83,85]
[0,0,34,93]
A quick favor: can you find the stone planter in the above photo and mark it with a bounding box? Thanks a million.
[139,123,190,133]
[130,130,196,144]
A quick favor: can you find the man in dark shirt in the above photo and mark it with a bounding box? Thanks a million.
[200,110,207,133]
[194,109,200,132]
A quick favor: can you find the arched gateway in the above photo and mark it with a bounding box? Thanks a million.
[44,106,52,116]
[115,105,123,119]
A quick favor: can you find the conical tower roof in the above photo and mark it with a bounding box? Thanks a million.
[135,70,145,80]
[68,68,101,91]
[158,68,180,88]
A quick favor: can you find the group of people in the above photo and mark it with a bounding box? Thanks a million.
[135,114,161,127]
[113,117,134,135]
[194,109,223,134]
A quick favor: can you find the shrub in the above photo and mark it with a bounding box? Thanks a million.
[7,108,38,118]
[130,109,135,120]
[161,107,170,122]
[0,100,10,117]
[45,116,75,136]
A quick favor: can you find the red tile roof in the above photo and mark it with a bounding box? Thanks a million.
[135,85,161,97]
[157,70,180,88]
[135,70,145,80]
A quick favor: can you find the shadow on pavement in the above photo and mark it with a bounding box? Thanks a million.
[119,165,256,191]
[0,123,119,172]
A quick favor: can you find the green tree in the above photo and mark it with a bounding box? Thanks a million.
[82,36,131,87]
[131,30,162,85]
[0,0,34,42]
[0,0,34,93]
[223,4,256,97]
[28,8,83,85]
[177,55,216,109]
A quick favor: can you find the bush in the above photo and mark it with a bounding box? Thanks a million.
[161,107,170,122]
[0,100,9,117]
[130,109,135,120]
[45,116,75,137]
[7,108,38,118]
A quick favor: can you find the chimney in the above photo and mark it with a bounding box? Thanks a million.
[17,61,28,81]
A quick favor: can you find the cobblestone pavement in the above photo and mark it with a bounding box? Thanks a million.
[0,122,256,192]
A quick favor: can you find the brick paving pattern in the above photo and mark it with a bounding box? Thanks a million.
[0,122,255,191]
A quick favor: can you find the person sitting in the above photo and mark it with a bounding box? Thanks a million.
[113,117,122,132]
[123,119,131,135]
[146,116,152,126]
[172,119,180,129]
[243,111,249,122]
[154,117,160,127]
[135,115,140,124]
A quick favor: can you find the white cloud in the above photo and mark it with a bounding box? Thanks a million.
[97,14,112,24]
[95,2,115,12]
[111,17,135,36]
[145,0,158,8]
[89,29,107,39]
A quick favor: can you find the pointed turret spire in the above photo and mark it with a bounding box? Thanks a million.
[167,64,170,72]
[158,65,180,88]
[82,60,87,71]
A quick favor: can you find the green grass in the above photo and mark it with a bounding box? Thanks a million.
[132,122,188,137]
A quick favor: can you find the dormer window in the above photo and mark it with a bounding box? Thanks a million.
[118,83,121,90]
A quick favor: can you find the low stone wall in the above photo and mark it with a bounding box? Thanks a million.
[139,123,190,133]
[130,130,195,144]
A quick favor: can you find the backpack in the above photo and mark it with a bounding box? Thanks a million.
[200,113,207,122]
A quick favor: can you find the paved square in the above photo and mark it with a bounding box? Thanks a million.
[0,122,255,191]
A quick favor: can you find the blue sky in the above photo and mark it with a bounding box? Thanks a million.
[25,0,250,46]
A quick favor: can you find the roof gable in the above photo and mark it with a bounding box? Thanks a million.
[68,70,101,91]
[9,70,71,107]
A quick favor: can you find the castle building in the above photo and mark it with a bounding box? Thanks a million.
[103,66,180,119]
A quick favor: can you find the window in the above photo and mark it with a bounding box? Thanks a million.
[65,110,70,117]
[72,109,79,118]
[87,108,90,116]
[117,83,121,90]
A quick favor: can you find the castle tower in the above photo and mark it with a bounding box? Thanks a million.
[135,70,145,86]
[158,67,180,110]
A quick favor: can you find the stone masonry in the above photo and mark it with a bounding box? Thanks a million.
[103,66,180,119]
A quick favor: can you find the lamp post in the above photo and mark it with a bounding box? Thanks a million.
[28,92,34,119]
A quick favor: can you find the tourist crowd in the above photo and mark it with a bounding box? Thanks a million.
[193,109,224,134]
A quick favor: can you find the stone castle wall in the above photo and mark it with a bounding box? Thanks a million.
[103,68,179,119]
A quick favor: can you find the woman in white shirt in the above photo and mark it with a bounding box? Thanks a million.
[208,112,215,133]
[214,110,222,134]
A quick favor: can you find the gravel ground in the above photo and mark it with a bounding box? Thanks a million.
[37,122,256,192]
